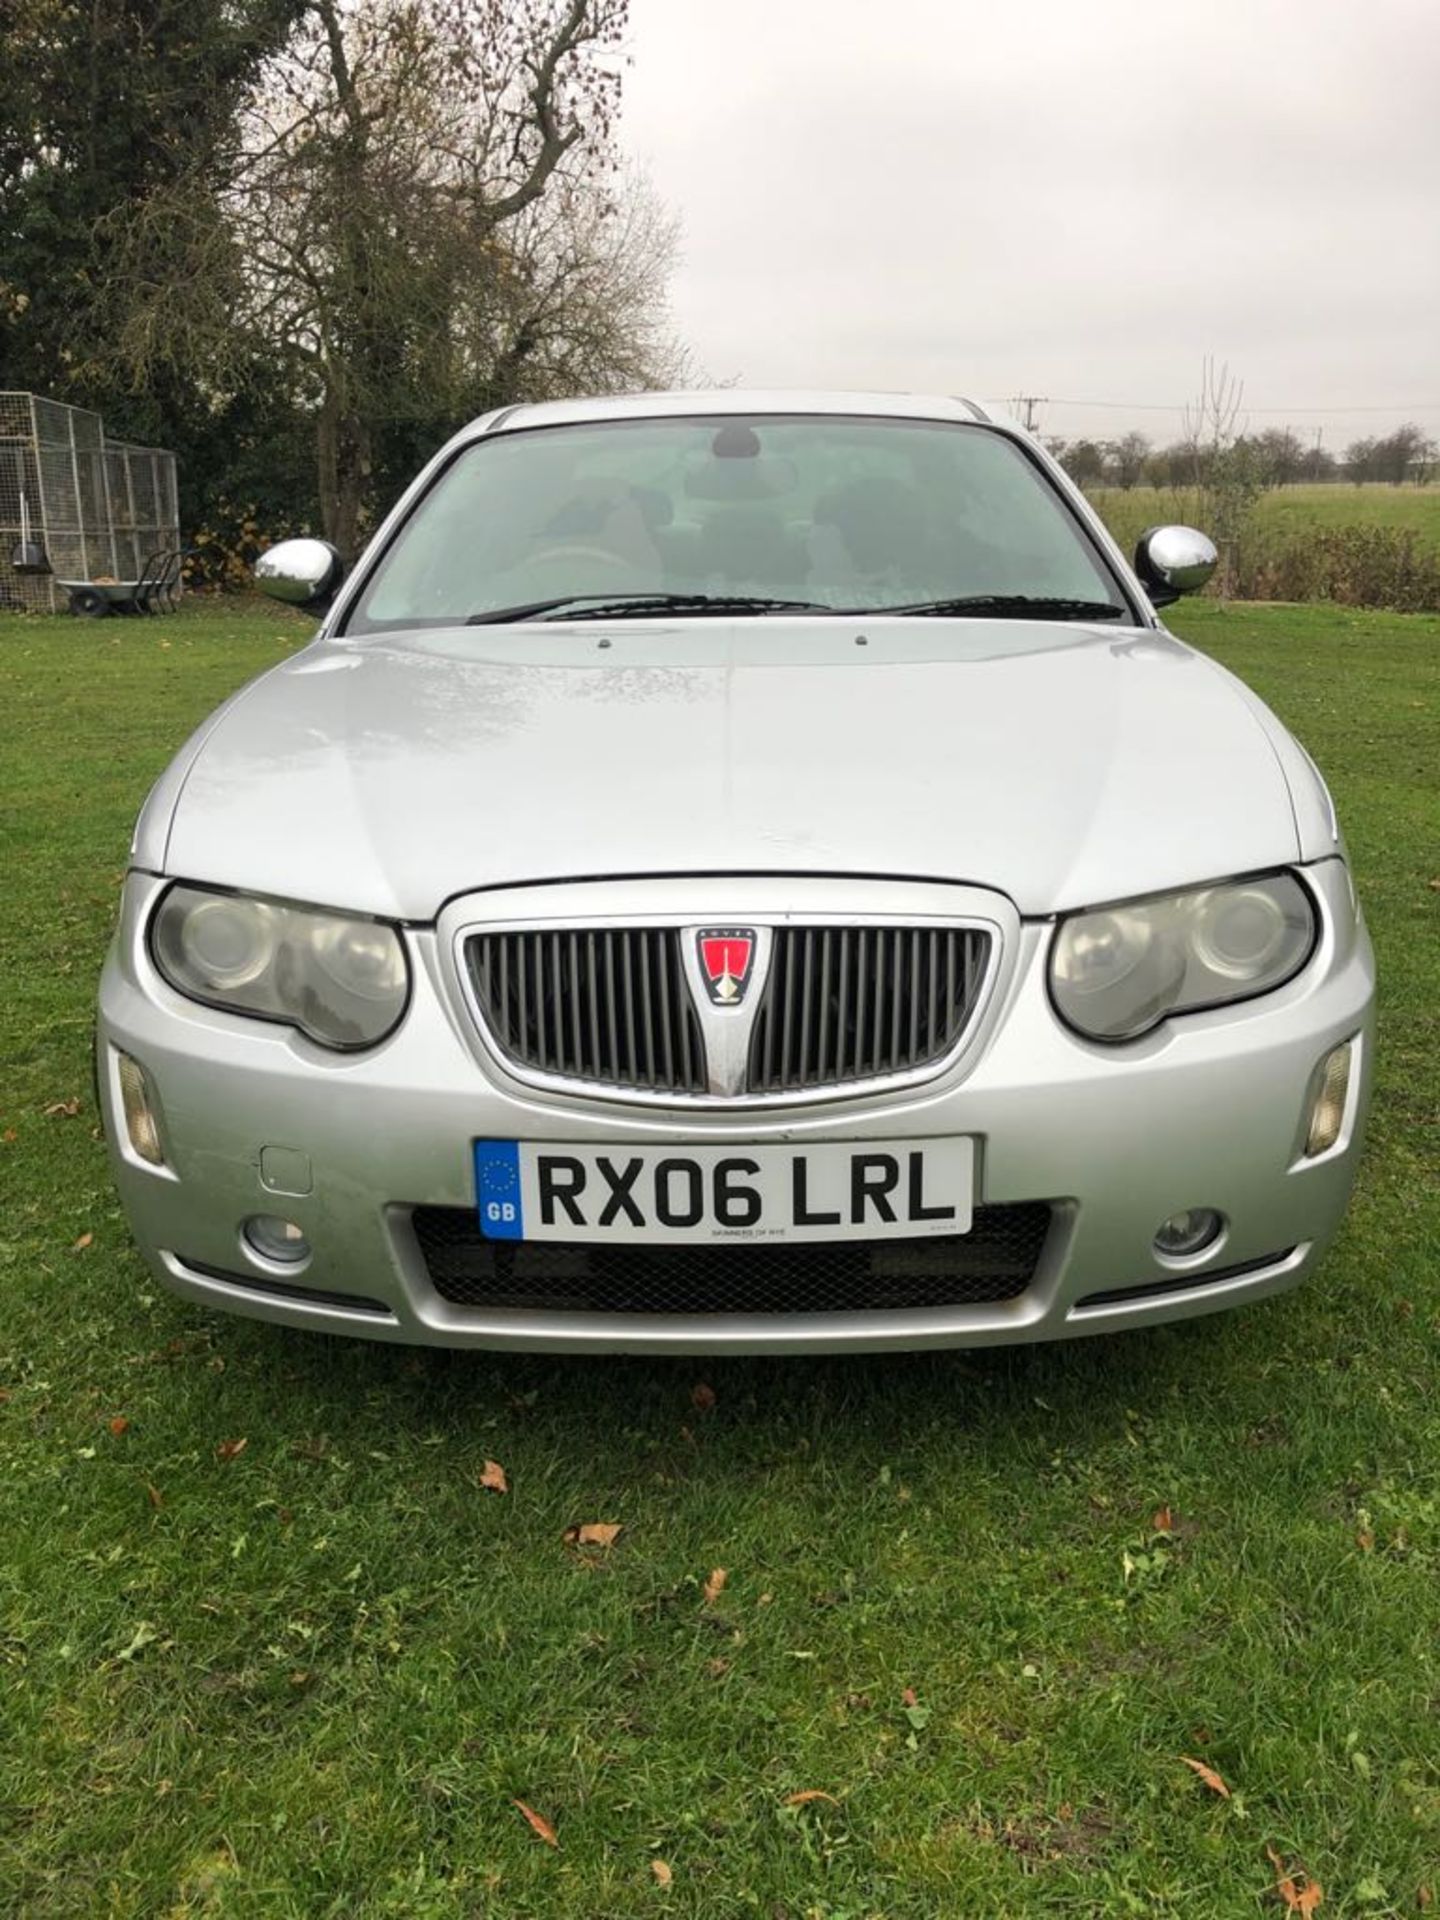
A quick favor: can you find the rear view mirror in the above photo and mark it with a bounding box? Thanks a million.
[255,538,344,606]
[1134,525,1218,606]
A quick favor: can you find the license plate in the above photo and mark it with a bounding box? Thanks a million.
[473,1138,973,1244]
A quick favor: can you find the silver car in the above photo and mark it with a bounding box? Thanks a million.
[97,391,1375,1352]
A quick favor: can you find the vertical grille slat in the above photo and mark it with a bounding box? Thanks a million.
[601,933,619,1081]
[798,930,815,1089]
[926,929,939,1059]
[468,922,991,1101]
[817,929,834,1085]
[872,929,888,1076]
[532,933,549,1069]
[637,931,656,1087]
[835,930,852,1081]
[567,933,584,1076]
[907,929,921,1067]
[853,928,869,1077]
[621,932,639,1082]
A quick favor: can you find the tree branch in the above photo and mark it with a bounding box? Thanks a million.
[481,0,593,226]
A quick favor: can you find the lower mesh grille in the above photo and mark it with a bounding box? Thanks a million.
[411,1203,1051,1315]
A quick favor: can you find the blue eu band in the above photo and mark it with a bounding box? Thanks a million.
[474,1140,524,1240]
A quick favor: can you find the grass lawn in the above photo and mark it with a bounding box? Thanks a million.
[2,598,1438,1918]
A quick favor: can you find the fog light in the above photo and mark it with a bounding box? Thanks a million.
[116,1051,165,1166]
[1154,1208,1224,1259]
[1305,1042,1352,1157]
[242,1214,310,1265]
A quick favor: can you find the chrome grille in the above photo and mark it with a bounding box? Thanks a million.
[468,929,707,1094]
[465,920,993,1100]
[747,926,990,1093]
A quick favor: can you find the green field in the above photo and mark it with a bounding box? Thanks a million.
[2,599,1439,1917]
[1089,482,1440,567]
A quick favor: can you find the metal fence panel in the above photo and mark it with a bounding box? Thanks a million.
[0,393,179,612]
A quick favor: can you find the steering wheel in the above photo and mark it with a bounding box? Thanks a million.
[521,543,641,580]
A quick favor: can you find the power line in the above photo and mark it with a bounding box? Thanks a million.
[983,395,1440,417]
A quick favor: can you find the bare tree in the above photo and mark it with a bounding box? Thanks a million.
[105,0,686,557]
[1181,358,1268,598]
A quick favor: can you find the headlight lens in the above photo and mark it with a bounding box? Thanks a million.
[151,885,408,1049]
[1051,872,1316,1041]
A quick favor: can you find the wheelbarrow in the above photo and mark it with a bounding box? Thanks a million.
[60,547,190,616]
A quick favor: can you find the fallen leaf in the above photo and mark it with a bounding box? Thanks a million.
[1153,1505,1175,1532]
[702,1567,727,1607]
[690,1381,717,1412]
[215,1437,248,1462]
[1417,1886,1432,1909]
[1180,1755,1231,1798]
[145,1483,164,1510]
[478,1459,509,1494]
[1267,1843,1324,1915]
[564,1522,622,1549]
[705,1657,730,1677]
[2,1127,17,1144]
[117,1620,159,1661]
[108,1416,130,1436]
[650,1859,673,1887]
[45,1098,81,1118]
[71,1232,94,1252]
[783,1789,840,1807]
[513,1798,559,1848]
[1357,1527,1375,1552]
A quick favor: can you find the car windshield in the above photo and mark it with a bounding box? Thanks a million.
[343,414,1130,633]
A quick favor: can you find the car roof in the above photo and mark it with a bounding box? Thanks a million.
[476,388,1000,437]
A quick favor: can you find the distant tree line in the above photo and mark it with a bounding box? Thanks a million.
[1,0,688,575]
[1049,423,1438,491]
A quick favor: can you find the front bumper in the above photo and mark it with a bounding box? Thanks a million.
[97,866,1375,1353]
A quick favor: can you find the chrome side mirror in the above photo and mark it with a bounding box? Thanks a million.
[254,538,344,606]
[1133,525,1217,605]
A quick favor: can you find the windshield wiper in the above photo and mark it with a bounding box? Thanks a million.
[468,592,834,624]
[860,594,1128,622]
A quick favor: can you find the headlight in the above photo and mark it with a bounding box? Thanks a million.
[1050,872,1316,1041]
[151,885,409,1049]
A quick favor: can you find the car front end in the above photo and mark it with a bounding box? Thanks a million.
[96,392,1376,1352]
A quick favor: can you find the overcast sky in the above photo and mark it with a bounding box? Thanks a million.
[621,0,1440,453]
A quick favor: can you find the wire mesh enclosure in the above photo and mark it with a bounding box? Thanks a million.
[0,393,180,612]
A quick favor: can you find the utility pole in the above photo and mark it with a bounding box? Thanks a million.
[1012,395,1047,435]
